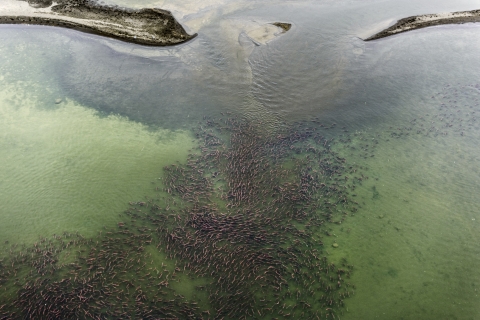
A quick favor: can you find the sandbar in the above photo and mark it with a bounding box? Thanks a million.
[366,9,480,41]
[0,0,196,46]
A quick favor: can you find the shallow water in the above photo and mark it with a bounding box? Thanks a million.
[1,0,480,318]
[0,79,194,247]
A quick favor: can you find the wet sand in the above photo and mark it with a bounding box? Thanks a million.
[366,9,480,41]
[0,0,196,46]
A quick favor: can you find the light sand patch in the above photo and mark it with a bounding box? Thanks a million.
[356,18,395,39]
[221,18,288,47]
[247,23,283,45]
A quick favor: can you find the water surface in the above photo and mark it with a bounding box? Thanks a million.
[1,0,480,318]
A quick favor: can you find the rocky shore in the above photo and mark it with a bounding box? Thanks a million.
[366,9,480,41]
[0,0,196,46]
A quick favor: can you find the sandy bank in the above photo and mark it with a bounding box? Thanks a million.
[365,9,480,41]
[0,0,196,46]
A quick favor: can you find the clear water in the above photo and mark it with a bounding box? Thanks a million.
[1,0,480,318]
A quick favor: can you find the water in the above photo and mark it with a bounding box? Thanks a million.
[1,0,480,318]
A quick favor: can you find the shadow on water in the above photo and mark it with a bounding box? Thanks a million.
[56,36,224,130]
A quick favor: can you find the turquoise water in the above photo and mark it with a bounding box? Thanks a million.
[1,0,480,318]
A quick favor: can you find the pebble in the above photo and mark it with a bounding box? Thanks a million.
[332,243,339,248]
[55,98,62,104]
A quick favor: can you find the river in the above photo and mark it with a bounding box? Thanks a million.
[0,0,479,318]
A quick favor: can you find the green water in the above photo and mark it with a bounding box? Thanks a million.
[1,0,480,318]
[0,78,194,249]
[324,107,480,319]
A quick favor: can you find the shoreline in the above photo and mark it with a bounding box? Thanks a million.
[0,0,196,46]
[365,9,480,41]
